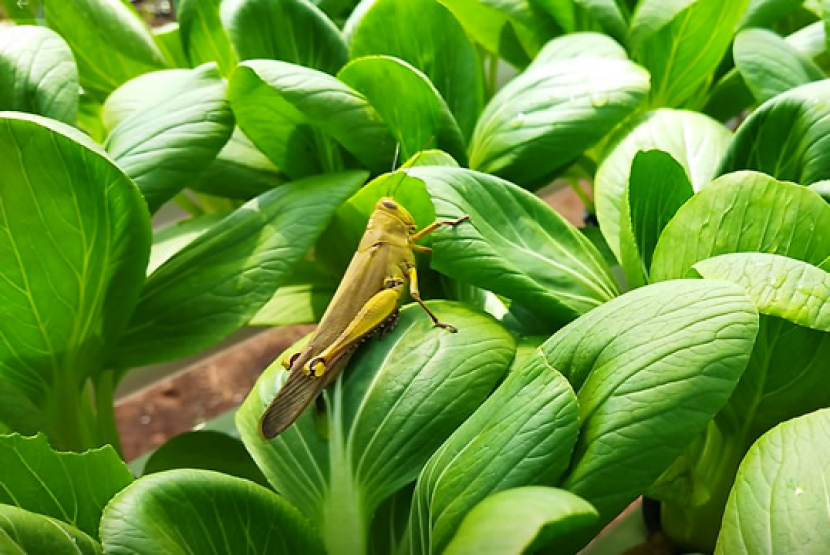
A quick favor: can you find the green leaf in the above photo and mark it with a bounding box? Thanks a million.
[2,0,43,23]
[740,0,805,28]
[349,0,483,139]
[0,112,150,411]
[734,28,825,103]
[237,302,515,555]
[230,60,395,177]
[44,0,167,101]
[693,253,830,331]
[0,433,133,539]
[221,0,347,74]
[103,64,234,213]
[443,487,598,555]
[572,0,629,42]
[469,58,649,187]
[619,150,694,287]
[595,109,732,262]
[410,166,618,325]
[250,260,337,326]
[338,56,468,165]
[406,349,580,554]
[148,213,227,275]
[190,127,286,200]
[113,171,366,367]
[142,431,269,488]
[715,408,830,554]
[0,383,50,437]
[152,22,189,69]
[811,179,830,201]
[718,80,830,184]
[0,505,101,555]
[0,25,78,124]
[436,0,556,67]
[77,94,106,143]
[630,0,750,107]
[527,32,628,70]
[651,172,830,281]
[100,469,325,555]
[544,280,758,536]
[178,0,237,75]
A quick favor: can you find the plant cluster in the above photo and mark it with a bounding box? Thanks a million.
[0,0,829,553]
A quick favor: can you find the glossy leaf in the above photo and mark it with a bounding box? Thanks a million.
[238,302,515,555]
[719,80,830,184]
[443,487,598,555]
[221,0,347,74]
[104,64,234,213]
[230,60,395,176]
[0,113,150,409]
[619,150,694,287]
[630,0,749,107]
[338,56,467,164]
[734,28,825,103]
[0,25,78,124]
[100,469,325,555]
[595,109,731,262]
[350,0,483,138]
[178,0,237,75]
[693,253,830,331]
[250,260,337,326]
[527,32,627,71]
[715,408,830,554]
[113,171,366,367]
[651,172,830,281]
[0,505,101,555]
[406,349,580,554]
[152,22,189,69]
[148,214,227,275]
[0,383,50,436]
[469,58,649,187]
[0,434,133,539]
[573,0,629,41]
[44,0,167,101]
[142,431,269,487]
[739,0,805,29]
[410,167,618,324]
[544,280,758,533]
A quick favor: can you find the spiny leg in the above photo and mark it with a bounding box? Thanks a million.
[406,266,457,333]
[410,215,470,242]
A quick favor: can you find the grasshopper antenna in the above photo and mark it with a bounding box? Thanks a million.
[388,136,435,198]
[391,142,401,171]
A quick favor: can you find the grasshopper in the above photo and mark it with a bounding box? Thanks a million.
[259,197,469,439]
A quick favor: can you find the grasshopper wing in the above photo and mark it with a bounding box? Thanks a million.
[259,370,326,439]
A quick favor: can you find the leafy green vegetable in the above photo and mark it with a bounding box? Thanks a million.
[177,0,237,75]
[0,434,132,539]
[0,25,77,124]
[100,469,325,555]
[0,505,101,555]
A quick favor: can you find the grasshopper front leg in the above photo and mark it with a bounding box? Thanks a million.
[304,278,404,379]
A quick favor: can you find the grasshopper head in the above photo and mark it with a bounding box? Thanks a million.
[375,197,417,232]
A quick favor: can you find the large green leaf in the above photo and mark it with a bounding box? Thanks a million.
[693,253,830,331]
[177,0,237,76]
[147,213,227,275]
[443,487,597,555]
[572,0,629,41]
[152,22,189,69]
[0,25,78,124]
[469,57,649,187]
[416,167,618,322]
[715,408,830,554]
[594,109,732,262]
[103,64,234,214]
[0,113,150,437]
[230,60,395,177]
[651,172,830,280]
[238,302,515,555]
[221,0,347,74]
[436,0,556,67]
[739,0,805,28]
[0,505,101,555]
[619,150,693,288]
[250,260,337,326]
[349,0,483,139]
[630,0,750,107]
[44,0,167,101]
[1,0,43,23]
[719,80,830,184]
[100,469,325,555]
[527,32,628,70]
[0,382,50,437]
[112,171,366,368]
[405,348,580,554]
[734,28,825,103]
[338,56,467,165]
[0,434,133,539]
[543,280,758,539]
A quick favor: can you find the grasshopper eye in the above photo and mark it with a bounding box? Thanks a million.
[409,225,417,233]
[382,199,398,210]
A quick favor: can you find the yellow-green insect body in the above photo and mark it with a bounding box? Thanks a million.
[259,197,467,439]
